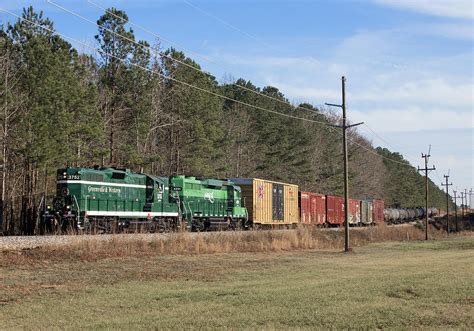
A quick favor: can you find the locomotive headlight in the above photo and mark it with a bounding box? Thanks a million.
[66,205,70,210]
[47,205,51,210]
[63,172,67,179]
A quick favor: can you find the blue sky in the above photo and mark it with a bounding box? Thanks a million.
[1,0,473,200]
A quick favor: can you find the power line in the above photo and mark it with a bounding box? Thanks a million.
[60,0,326,118]
[183,0,275,51]
[179,0,428,169]
[2,6,427,172]
[359,123,419,164]
[0,7,332,128]
[47,1,419,170]
[85,0,221,66]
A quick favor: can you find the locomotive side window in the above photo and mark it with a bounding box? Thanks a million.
[83,174,103,181]
[112,172,126,180]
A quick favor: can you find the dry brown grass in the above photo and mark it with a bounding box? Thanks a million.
[3,224,470,265]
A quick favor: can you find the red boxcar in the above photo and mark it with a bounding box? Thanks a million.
[372,199,385,223]
[348,199,361,225]
[326,195,344,225]
[299,192,326,225]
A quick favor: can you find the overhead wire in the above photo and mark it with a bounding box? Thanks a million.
[2,5,422,171]
[182,0,275,51]
[0,7,332,127]
[358,123,419,164]
[65,0,326,117]
[83,0,420,170]
[182,0,436,170]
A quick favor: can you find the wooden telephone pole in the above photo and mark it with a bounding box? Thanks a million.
[441,174,452,235]
[325,76,363,252]
[417,146,435,240]
[453,190,459,232]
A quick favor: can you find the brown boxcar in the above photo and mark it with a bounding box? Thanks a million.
[326,195,344,225]
[348,199,361,225]
[372,199,385,223]
[299,192,326,225]
[231,178,299,226]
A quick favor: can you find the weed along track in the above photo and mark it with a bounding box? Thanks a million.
[0,224,464,254]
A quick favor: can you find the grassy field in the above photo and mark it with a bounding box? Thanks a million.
[1,235,473,329]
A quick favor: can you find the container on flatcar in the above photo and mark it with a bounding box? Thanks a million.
[231,178,298,227]
[326,195,344,225]
[372,199,385,223]
[348,199,361,225]
[299,192,326,225]
[360,200,373,225]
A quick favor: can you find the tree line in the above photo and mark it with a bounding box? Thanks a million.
[0,7,451,234]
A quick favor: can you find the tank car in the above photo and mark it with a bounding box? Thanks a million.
[407,209,416,220]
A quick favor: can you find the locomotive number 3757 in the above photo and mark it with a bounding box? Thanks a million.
[58,174,81,180]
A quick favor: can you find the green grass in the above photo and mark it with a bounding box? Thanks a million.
[1,237,473,329]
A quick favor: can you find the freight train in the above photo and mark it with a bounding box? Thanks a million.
[41,167,436,233]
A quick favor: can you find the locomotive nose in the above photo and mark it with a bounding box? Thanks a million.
[53,197,64,211]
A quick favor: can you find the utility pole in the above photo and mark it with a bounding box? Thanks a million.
[325,76,363,253]
[453,190,459,232]
[465,189,468,209]
[470,189,473,230]
[417,146,435,241]
[460,191,465,226]
[469,189,473,210]
[441,175,452,235]
[465,189,471,230]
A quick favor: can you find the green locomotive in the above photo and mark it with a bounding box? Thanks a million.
[46,167,247,232]
[170,175,247,231]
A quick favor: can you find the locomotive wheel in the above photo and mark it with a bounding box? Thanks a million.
[110,219,119,234]
[191,219,205,232]
[157,218,171,233]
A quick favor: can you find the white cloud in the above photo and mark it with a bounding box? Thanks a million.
[382,128,474,189]
[270,83,341,101]
[375,0,474,20]
[350,107,473,133]
[349,79,474,109]
[419,23,474,40]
